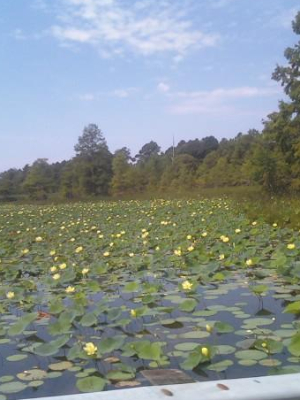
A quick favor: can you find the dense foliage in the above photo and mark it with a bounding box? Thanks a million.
[1,12,300,201]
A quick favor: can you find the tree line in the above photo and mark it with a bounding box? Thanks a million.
[1,12,300,201]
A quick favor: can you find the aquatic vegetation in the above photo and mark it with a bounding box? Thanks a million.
[0,199,300,398]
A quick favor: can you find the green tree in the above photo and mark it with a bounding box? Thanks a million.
[73,124,112,197]
[22,159,53,200]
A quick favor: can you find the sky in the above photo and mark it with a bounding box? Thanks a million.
[0,0,299,172]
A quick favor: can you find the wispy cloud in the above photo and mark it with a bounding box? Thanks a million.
[157,82,170,93]
[78,93,96,101]
[168,86,280,115]
[49,0,219,58]
[13,29,27,41]
[77,87,139,101]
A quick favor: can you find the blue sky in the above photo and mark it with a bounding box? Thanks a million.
[0,0,299,172]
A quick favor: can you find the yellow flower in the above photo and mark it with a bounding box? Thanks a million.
[65,286,75,293]
[252,221,257,226]
[22,249,29,255]
[75,246,83,253]
[221,236,229,243]
[273,223,277,228]
[235,229,241,233]
[35,237,43,242]
[6,291,15,299]
[174,249,182,256]
[129,253,134,257]
[50,266,57,273]
[262,342,267,348]
[82,268,89,275]
[182,280,193,290]
[287,243,295,250]
[219,254,225,261]
[49,250,56,256]
[52,273,60,280]
[155,246,160,251]
[201,347,209,357]
[188,246,194,252]
[103,251,110,257]
[246,259,253,266]
[83,342,97,356]
[201,232,208,237]
[186,235,192,240]
[59,263,67,270]
[206,324,213,333]
[130,309,137,317]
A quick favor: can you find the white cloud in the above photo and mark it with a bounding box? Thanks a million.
[13,29,27,40]
[49,0,219,58]
[111,89,130,98]
[77,87,138,101]
[78,93,96,101]
[169,86,280,115]
[157,82,170,93]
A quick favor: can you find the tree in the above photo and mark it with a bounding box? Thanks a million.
[22,159,53,200]
[254,12,300,192]
[111,148,132,195]
[74,124,108,157]
[135,141,161,163]
[73,124,112,196]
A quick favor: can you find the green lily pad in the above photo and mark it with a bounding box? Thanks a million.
[49,361,73,371]
[6,354,28,362]
[238,359,257,366]
[28,381,44,388]
[17,369,47,381]
[107,371,135,381]
[0,382,27,394]
[207,360,233,372]
[76,376,106,393]
[216,345,236,355]
[179,299,198,313]
[235,350,268,361]
[174,343,200,352]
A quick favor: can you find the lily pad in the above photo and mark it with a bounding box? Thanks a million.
[0,382,27,394]
[76,376,106,393]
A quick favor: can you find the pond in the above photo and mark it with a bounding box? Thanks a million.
[0,199,299,399]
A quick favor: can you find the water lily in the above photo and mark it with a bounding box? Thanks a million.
[52,273,60,280]
[182,280,193,290]
[83,342,97,356]
[75,246,83,253]
[130,309,137,317]
[81,268,89,275]
[287,243,295,250]
[65,286,75,293]
[246,259,253,266]
[201,347,209,357]
[6,291,15,299]
[35,236,43,242]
